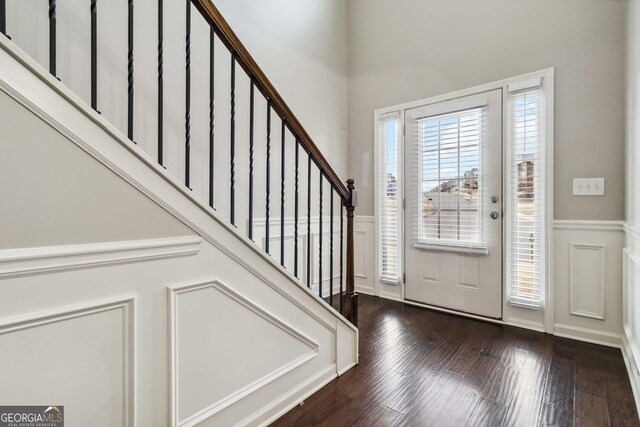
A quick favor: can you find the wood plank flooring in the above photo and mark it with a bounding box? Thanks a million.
[272,295,638,426]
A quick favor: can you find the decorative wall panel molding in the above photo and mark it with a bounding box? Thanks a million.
[0,296,136,427]
[552,221,623,349]
[352,216,376,295]
[354,230,368,279]
[168,279,319,427]
[569,243,606,320]
[0,236,201,279]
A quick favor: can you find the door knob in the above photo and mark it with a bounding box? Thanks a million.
[490,211,499,220]
[491,195,499,203]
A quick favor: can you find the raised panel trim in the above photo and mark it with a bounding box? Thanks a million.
[0,236,201,279]
[569,243,606,320]
[168,279,320,427]
[0,296,136,427]
[354,230,368,279]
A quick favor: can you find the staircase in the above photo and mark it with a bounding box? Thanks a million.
[0,1,358,426]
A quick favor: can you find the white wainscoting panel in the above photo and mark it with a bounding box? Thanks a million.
[0,296,135,427]
[254,217,342,298]
[169,279,319,427]
[553,220,624,347]
[354,230,368,279]
[569,243,606,319]
[354,216,375,295]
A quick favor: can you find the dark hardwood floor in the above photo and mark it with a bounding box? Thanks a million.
[272,295,639,427]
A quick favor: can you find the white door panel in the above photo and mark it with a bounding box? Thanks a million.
[404,89,503,318]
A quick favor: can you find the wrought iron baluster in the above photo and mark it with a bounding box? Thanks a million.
[184,0,191,186]
[340,202,344,313]
[208,25,215,206]
[319,171,323,298]
[127,0,134,140]
[90,0,97,110]
[49,0,57,76]
[230,53,236,225]
[248,81,255,239]
[330,186,334,307]
[280,119,286,266]
[294,140,299,277]
[306,154,312,288]
[265,102,271,254]
[0,0,6,36]
[157,0,163,165]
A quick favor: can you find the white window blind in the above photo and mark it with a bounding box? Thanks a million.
[413,107,486,250]
[377,111,402,283]
[507,83,546,308]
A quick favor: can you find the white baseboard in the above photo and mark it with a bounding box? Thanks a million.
[379,291,403,302]
[355,285,375,296]
[553,323,622,348]
[337,361,357,376]
[252,365,337,427]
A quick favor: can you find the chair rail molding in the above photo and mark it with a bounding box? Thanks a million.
[554,219,625,232]
[0,236,201,279]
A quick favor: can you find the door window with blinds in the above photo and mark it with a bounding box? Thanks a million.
[414,107,485,250]
[375,71,551,311]
[376,111,402,283]
[506,77,547,308]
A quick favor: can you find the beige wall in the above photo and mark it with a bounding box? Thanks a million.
[6,0,348,229]
[629,0,640,228]
[0,90,193,250]
[348,0,626,219]
[215,0,349,178]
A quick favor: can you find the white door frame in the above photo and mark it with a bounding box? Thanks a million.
[373,68,555,333]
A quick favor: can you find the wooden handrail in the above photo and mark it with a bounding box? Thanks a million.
[192,0,350,202]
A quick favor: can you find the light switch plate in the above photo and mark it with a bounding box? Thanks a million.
[573,178,605,196]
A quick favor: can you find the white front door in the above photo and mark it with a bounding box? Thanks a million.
[404,89,503,318]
